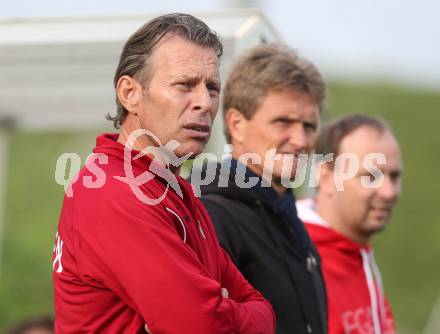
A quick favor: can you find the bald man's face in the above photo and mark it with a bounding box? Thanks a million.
[323,126,402,242]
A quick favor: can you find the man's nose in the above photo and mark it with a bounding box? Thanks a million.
[193,85,213,113]
[288,125,307,151]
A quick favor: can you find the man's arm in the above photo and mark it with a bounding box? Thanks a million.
[71,182,274,333]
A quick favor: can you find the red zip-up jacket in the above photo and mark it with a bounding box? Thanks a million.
[297,198,395,334]
[52,133,275,334]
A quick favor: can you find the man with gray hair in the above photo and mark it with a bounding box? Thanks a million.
[197,43,327,334]
[53,13,275,333]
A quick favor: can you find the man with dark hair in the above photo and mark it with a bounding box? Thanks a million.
[297,113,401,334]
[197,43,328,334]
[53,13,275,333]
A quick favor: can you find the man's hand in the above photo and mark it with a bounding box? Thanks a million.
[145,323,151,333]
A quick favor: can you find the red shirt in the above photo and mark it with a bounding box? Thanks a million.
[53,133,275,334]
[297,198,395,334]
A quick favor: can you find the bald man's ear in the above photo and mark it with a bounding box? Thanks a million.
[225,108,247,145]
[116,75,143,116]
[318,163,336,196]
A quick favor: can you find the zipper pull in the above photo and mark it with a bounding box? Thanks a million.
[307,323,312,333]
[307,256,313,272]
[306,254,317,272]
[197,220,206,239]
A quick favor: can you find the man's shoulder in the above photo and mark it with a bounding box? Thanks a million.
[200,193,265,245]
[66,164,134,204]
[59,161,172,232]
[69,155,171,201]
[201,193,234,208]
[201,193,257,220]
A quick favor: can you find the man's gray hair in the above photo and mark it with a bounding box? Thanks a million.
[108,13,223,128]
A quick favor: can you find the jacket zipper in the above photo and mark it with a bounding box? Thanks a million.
[306,252,328,334]
[306,254,316,333]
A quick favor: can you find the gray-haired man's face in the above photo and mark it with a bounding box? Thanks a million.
[131,35,221,158]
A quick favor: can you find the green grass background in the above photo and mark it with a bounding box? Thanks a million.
[0,81,438,333]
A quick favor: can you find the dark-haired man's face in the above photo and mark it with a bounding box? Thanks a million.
[135,35,221,158]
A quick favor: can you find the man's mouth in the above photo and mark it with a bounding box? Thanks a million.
[183,123,211,139]
[276,149,307,156]
[275,152,305,159]
[370,206,393,219]
[186,125,210,132]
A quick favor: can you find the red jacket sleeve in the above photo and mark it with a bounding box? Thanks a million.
[71,180,274,334]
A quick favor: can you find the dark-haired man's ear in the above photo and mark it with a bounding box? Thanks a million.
[116,75,142,116]
[318,163,336,197]
[226,108,247,146]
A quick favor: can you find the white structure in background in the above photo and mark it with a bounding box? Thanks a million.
[423,293,440,334]
[0,10,281,274]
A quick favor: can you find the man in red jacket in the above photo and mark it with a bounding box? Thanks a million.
[297,114,402,334]
[52,13,275,333]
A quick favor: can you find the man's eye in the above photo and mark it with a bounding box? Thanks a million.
[276,119,291,125]
[207,85,220,95]
[176,81,194,92]
[176,82,191,89]
[362,171,380,183]
[304,123,317,131]
[390,171,401,183]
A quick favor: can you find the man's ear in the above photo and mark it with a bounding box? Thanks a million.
[116,75,143,116]
[225,108,247,145]
[318,163,336,196]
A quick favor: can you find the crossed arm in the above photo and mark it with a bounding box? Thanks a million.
[75,188,275,333]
